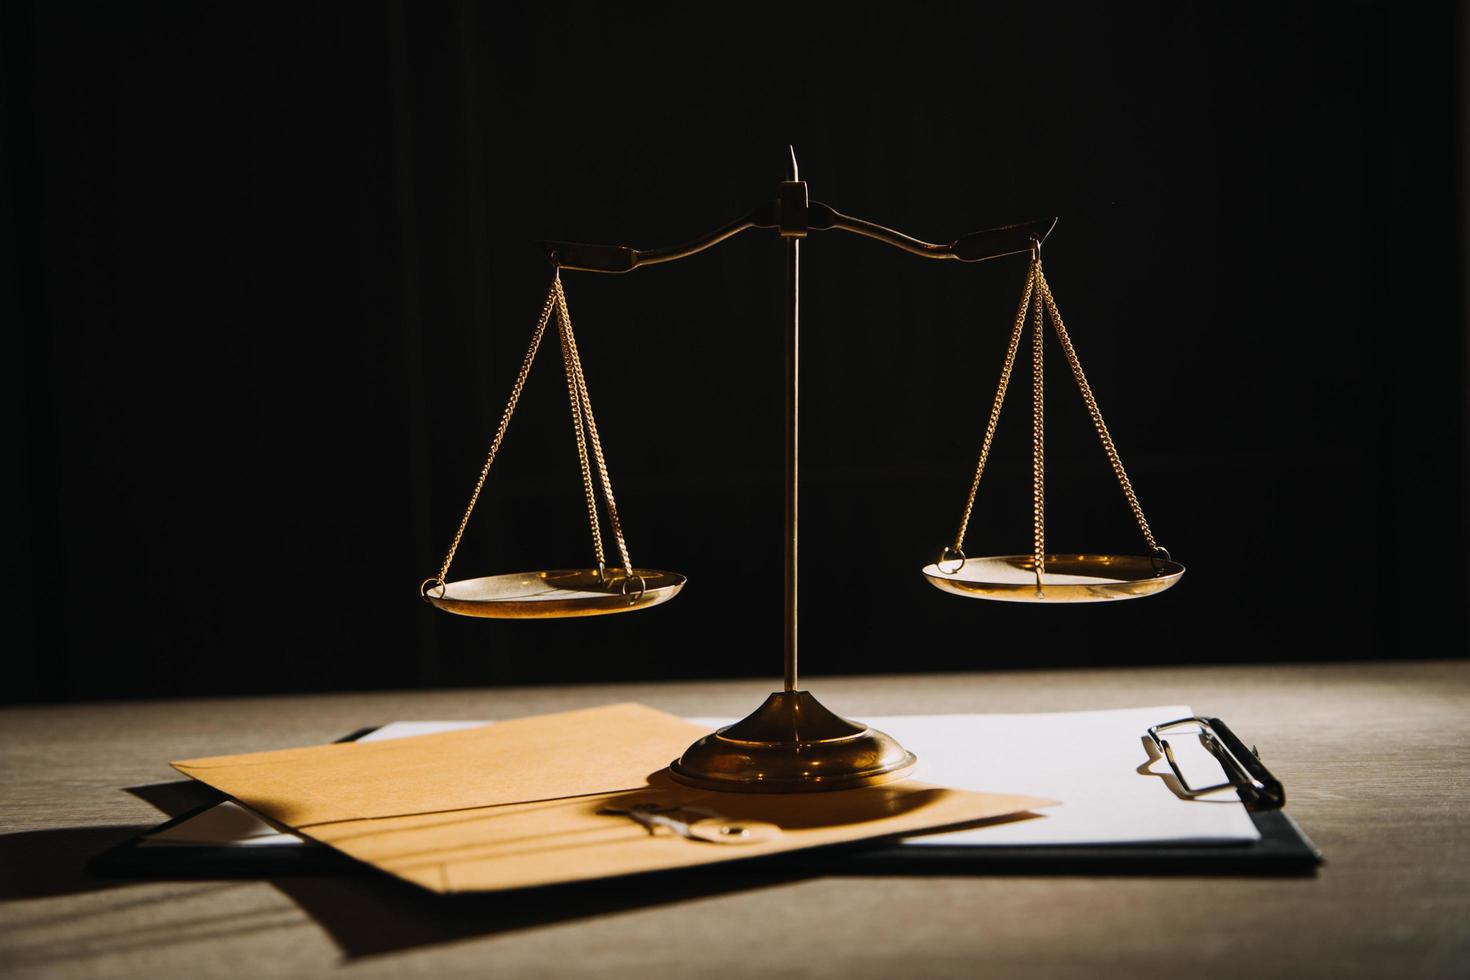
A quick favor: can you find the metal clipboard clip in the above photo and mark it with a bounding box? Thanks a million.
[1145,716,1285,811]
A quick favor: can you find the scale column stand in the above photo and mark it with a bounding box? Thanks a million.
[783,155,801,695]
[669,150,917,792]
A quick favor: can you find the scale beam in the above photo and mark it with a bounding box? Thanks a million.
[821,208,1057,263]
[542,205,1056,273]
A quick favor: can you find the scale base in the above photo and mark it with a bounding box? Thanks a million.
[668,690,916,793]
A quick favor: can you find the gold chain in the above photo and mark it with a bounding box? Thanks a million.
[430,279,559,587]
[945,249,1167,577]
[553,278,607,572]
[553,278,634,577]
[1035,266,1161,554]
[1030,252,1046,585]
[950,257,1036,554]
[426,274,638,593]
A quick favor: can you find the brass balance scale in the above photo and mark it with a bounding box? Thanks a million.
[419,149,1184,792]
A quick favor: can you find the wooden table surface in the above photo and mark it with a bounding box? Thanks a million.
[2,660,1466,980]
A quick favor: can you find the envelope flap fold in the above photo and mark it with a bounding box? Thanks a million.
[172,703,708,826]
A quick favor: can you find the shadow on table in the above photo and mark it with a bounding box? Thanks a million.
[275,866,806,959]
[124,779,226,815]
[0,825,157,899]
[0,820,804,960]
[0,816,812,968]
[0,779,228,901]
[271,814,1039,958]
[5,780,808,959]
[0,782,227,901]
[21,783,1029,959]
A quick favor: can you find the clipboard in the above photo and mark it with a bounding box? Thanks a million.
[90,714,1322,880]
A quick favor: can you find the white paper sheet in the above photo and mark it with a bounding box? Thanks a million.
[144,707,1258,848]
[141,801,300,847]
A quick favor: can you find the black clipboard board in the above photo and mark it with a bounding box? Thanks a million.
[89,718,1323,879]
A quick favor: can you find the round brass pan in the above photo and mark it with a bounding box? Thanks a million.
[424,568,685,619]
[923,554,1184,603]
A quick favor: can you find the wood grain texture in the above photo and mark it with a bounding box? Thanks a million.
[2,661,1467,979]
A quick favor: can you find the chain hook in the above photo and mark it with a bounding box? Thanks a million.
[937,545,966,576]
[1150,546,1172,572]
[620,573,647,603]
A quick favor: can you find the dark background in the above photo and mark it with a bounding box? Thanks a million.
[4,2,1466,702]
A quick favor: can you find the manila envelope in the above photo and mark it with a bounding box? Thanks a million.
[173,702,1054,893]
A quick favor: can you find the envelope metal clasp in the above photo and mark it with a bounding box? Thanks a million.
[600,803,781,845]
